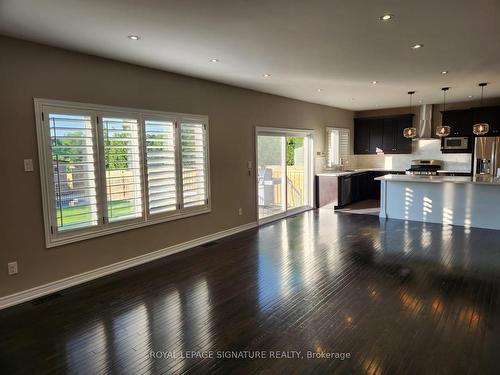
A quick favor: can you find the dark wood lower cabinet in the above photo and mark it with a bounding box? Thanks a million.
[317,171,405,208]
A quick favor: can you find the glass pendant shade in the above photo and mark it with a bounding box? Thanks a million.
[473,123,489,136]
[403,127,417,138]
[435,125,451,137]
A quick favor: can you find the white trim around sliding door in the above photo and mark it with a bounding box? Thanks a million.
[255,126,315,225]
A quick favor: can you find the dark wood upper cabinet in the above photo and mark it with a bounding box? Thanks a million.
[354,114,413,155]
[369,119,384,153]
[354,118,370,154]
[382,118,396,153]
[471,106,500,135]
[441,109,473,137]
[394,116,413,154]
[441,106,500,137]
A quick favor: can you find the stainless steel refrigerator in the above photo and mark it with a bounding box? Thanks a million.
[474,137,500,177]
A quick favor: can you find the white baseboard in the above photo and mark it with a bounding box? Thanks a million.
[0,221,258,310]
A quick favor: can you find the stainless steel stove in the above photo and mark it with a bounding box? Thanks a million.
[406,160,443,175]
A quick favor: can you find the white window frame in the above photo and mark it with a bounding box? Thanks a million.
[35,98,211,248]
[326,127,350,168]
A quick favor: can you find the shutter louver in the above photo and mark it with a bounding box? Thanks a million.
[180,123,208,208]
[49,113,99,231]
[145,119,178,215]
[102,117,143,222]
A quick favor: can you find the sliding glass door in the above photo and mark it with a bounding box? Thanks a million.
[257,129,312,223]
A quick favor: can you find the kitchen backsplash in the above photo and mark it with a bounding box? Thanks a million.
[354,139,472,172]
[316,139,472,173]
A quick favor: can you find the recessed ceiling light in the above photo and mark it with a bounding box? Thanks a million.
[317,88,322,92]
[380,14,394,21]
[418,99,423,103]
[263,74,271,78]
[371,81,378,85]
[468,95,473,98]
[128,35,141,40]
[441,70,448,75]
[411,43,424,49]
[209,58,219,63]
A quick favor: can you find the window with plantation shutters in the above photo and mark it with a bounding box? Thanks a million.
[48,112,100,232]
[36,99,210,247]
[144,119,178,215]
[102,116,143,222]
[327,127,350,167]
[180,122,208,208]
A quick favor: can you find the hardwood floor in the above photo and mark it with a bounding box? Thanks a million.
[1,210,500,374]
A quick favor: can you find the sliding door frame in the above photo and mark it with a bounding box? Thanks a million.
[255,126,314,225]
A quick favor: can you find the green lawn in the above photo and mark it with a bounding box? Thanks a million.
[57,199,135,228]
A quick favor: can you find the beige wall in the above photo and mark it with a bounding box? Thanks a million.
[0,36,353,298]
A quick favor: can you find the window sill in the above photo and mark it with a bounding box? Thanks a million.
[46,207,211,248]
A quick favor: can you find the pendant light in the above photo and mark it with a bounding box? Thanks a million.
[436,87,451,137]
[473,82,489,136]
[403,91,417,138]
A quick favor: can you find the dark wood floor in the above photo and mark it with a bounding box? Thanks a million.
[2,210,500,374]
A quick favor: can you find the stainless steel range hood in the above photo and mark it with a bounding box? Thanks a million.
[413,104,436,140]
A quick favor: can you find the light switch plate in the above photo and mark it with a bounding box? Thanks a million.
[8,262,18,275]
[24,159,34,172]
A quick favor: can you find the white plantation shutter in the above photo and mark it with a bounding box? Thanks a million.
[144,119,178,215]
[180,122,208,208]
[102,116,144,222]
[327,127,350,167]
[48,112,100,232]
[36,99,210,247]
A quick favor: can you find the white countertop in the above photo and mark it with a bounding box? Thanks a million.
[375,174,500,185]
[316,168,403,177]
[317,168,471,177]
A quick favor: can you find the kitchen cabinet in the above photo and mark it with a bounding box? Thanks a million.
[471,106,500,135]
[354,118,370,154]
[440,106,500,142]
[315,176,338,207]
[339,175,353,206]
[394,116,413,154]
[441,109,473,137]
[369,119,384,153]
[354,115,413,155]
[382,118,397,152]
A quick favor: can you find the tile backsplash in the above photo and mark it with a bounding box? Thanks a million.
[316,139,472,173]
[353,139,472,172]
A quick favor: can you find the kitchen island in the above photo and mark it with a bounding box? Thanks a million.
[376,174,500,230]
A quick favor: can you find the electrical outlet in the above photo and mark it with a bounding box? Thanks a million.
[8,262,18,275]
[24,159,34,172]
[238,208,243,216]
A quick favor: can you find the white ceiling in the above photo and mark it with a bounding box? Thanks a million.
[1,0,500,110]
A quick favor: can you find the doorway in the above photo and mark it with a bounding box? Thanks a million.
[256,128,313,224]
